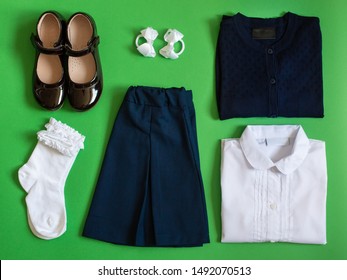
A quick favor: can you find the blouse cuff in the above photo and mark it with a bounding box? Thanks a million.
[37,118,85,157]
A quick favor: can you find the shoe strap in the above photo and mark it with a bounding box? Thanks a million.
[31,34,65,55]
[65,36,100,57]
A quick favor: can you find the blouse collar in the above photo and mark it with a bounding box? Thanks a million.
[239,125,310,174]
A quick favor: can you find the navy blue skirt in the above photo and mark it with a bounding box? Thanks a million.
[83,86,210,247]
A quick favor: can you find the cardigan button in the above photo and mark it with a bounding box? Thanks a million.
[270,78,276,85]
[267,48,273,54]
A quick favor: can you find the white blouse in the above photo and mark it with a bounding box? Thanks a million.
[221,125,327,244]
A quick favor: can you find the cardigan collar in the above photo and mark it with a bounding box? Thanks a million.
[239,125,310,174]
[233,12,297,53]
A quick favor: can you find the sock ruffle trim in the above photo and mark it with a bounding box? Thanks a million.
[37,118,85,156]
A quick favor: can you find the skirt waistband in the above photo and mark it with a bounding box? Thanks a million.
[125,86,193,108]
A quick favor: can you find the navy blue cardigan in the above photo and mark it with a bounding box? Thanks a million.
[216,12,324,119]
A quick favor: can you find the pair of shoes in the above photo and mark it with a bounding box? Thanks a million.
[135,27,185,59]
[32,11,102,111]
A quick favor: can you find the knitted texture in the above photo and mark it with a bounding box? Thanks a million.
[216,12,324,119]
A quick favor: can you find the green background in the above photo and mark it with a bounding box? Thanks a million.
[1,0,346,260]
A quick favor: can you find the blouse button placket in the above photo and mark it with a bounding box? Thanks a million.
[267,170,282,242]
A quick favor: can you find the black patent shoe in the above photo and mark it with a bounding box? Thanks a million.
[32,11,65,110]
[66,12,102,111]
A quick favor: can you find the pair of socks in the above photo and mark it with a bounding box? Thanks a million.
[18,118,85,239]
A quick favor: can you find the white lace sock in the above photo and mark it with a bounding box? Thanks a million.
[18,118,85,239]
